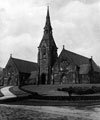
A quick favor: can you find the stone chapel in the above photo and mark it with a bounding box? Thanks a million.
[2,7,100,86]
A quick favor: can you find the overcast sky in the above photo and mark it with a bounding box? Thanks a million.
[0,0,100,67]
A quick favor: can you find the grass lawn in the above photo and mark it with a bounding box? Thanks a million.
[1,85,100,106]
[22,85,69,96]
[22,84,100,97]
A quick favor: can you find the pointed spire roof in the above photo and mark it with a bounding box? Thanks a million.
[44,6,52,31]
[38,6,57,49]
[47,6,50,19]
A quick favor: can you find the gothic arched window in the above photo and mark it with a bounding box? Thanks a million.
[60,60,71,71]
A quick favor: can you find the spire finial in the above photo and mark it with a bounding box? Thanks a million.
[47,2,49,10]
[10,54,12,58]
[44,5,52,31]
[47,4,49,9]
[63,45,65,49]
[47,5,50,19]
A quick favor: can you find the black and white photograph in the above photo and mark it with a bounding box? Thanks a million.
[0,0,100,120]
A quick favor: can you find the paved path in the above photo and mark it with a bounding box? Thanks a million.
[0,86,16,100]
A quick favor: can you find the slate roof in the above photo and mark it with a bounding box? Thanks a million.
[11,57,38,73]
[29,71,38,79]
[57,48,100,72]
[79,64,90,74]
[59,49,89,65]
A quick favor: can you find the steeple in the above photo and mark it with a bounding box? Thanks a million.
[38,6,58,84]
[39,6,57,48]
[44,6,52,31]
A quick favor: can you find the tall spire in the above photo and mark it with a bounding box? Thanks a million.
[47,6,50,19]
[39,6,57,49]
[44,6,52,31]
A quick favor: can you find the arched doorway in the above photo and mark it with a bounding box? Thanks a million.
[41,73,46,84]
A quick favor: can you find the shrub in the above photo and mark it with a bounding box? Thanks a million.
[57,86,100,95]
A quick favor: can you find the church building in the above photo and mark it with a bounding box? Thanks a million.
[37,6,100,84]
[38,6,58,84]
[2,7,100,86]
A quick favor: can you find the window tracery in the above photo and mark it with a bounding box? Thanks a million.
[60,60,72,72]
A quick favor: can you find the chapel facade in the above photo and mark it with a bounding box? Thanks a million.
[38,6,58,84]
[2,7,100,86]
[37,6,100,84]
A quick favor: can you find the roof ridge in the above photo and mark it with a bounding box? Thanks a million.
[12,57,37,64]
[60,49,76,65]
[11,57,20,72]
[11,57,38,73]
[64,49,90,59]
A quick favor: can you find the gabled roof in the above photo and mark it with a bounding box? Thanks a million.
[59,48,89,65]
[56,48,100,72]
[92,61,100,72]
[39,34,57,48]
[11,57,38,73]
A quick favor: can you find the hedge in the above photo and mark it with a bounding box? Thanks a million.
[57,86,100,95]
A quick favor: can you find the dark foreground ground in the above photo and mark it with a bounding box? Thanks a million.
[0,104,97,120]
[0,105,64,120]
[0,105,77,120]
[0,85,100,120]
